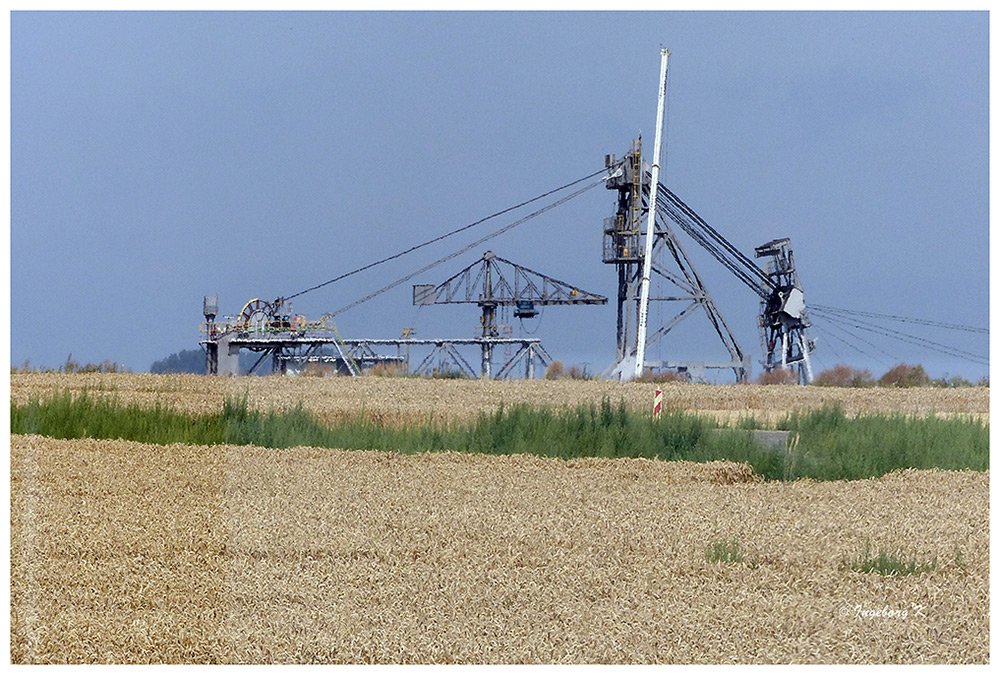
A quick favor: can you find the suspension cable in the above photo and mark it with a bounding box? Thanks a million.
[323,179,604,319]
[812,309,988,366]
[655,194,768,297]
[811,308,989,362]
[283,167,610,302]
[810,304,988,334]
[655,184,773,289]
[810,314,899,367]
[814,322,844,363]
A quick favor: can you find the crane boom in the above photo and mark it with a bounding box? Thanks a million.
[634,48,671,379]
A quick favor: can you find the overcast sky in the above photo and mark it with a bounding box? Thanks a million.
[9,11,990,380]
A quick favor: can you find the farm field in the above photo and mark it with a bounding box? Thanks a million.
[9,373,990,663]
[9,372,990,426]
[11,433,988,663]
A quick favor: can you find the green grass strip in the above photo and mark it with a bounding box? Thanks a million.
[10,391,988,482]
[778,404,989,480]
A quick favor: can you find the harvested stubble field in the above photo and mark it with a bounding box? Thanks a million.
[11,433,988,664]
[9,372,990,426]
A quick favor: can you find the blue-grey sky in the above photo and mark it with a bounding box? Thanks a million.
[10,11,990,380]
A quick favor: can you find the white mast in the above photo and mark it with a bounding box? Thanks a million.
[633,48,670,380]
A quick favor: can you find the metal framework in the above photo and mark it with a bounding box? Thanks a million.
[199,251,591,379]
[601,136,817,384]
[199,51,819,383]
[201,327,551,379]
[603,142,751,382]
[413,250,606,377]
[755,238,814,383]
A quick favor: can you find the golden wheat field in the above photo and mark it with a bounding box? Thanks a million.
[8,371,990,426]
[9,373,991,663]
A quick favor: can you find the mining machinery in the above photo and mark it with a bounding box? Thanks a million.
[413,250,607,377]
[602,139,816,383]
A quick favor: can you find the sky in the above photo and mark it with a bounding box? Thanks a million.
[9,11,990,381]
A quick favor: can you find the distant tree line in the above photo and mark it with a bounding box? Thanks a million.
[542,360,986,387]
[149,349,266,375]
[150,349,206,374]
[12,349,988,388]
[800,363,985,388]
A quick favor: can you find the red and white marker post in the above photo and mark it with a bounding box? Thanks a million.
[653,388,663,418]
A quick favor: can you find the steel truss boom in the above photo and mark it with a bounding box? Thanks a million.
[420,251,608,307]
[413,250,607,378]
